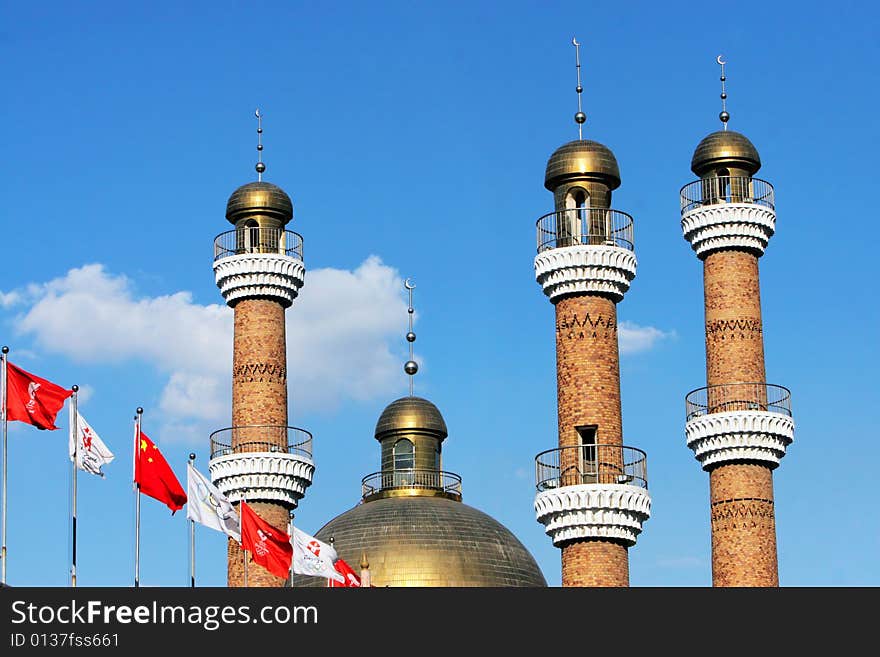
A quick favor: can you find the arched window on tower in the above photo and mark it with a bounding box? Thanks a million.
[393,439,414,487]
[561,188,589,247]
[717,168,731,203]
[241,219,260,253]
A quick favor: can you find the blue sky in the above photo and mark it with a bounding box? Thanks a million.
[0,1,877,587]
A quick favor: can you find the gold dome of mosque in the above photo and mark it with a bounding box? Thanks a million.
[292,395,546,587]
[293,496,547,587]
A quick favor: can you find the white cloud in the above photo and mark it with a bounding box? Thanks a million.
[619,321,674,355]
[8,258,408,443]
[0,291,21,308]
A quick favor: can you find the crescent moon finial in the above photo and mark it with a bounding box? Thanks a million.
[404,277,415,290]
[572,36,580,47]
[715,55,729,129]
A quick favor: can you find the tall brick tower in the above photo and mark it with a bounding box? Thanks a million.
[532,40,650,587]
[208,111,315,587]
[680,58,794,587]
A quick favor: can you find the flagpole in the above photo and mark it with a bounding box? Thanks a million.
[188,452,196,588]
[1,345,8,586]
[134,407,143,588]
[70,385,79,587]
[242,492,248,587]
[288,511,294,588]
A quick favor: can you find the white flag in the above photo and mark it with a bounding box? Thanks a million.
[186,465,241,543]
[69,411,115,478]
[291,525,344,583]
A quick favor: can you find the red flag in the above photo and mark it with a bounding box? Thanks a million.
[135,431,187,513]
[329,558,361,587]
[4,361,72,430]
[240,501,292,579]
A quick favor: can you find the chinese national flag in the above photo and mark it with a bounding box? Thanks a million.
[329,558,361,587]
[240,501,292,580]
[135,431,187,513]
[4,361,72,430]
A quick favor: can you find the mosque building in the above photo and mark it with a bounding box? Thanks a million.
[205,49,792,587]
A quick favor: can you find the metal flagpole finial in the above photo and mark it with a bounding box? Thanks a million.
[716,55,729,129]
[188,453,196,462]
[255,108,265,181]
[1,346,8,354]
[572,37,586,140]
[403,278,418,397]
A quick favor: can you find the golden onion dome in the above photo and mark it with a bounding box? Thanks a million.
[225,181,293,225]
[375,396,448,441]
[691,130,761,176]
[544,139,620,191]
[292,496,547,587]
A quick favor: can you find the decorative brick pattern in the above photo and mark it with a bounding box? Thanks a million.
[709,464,778,586]
[555,295,623,449]
[701,248,780,587]
[232,299,288,429]
[703,251,766,386]
[227,298,290,588]
[554,294,628,586]
[233,362,287,385]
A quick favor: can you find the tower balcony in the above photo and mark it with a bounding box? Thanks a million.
[685,382,794,469]
[360,469,462,502]
[534,209,637,302]
[213,227,306,307]
[208,425,315,508]
[679,177,776,257]
[533,444,651,546]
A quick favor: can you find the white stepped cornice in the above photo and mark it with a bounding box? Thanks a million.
[681,204,776,258]
[213,253,305,307]
[534,483,651,547]
[534,245,637,302]
[209,452,314,508]
[685,410,794,470]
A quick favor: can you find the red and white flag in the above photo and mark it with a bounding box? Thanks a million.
[240,501,292,579]
[329,558,361,587]
[69,410,114,478]
[3,361,72,430]
[291,525,344,583]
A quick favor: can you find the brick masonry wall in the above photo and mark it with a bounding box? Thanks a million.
[709,464,778,586]
[227,298,290,587]
[554,294,628,586]
[703,251,766,386]
[702,249,778,587]
[561,540,629,587]
[232,299,288,429]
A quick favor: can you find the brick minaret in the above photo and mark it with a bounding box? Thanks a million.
[208,116,315,587]
[680,61,794,587]
[532,41,650,587]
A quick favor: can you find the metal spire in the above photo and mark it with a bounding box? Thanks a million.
[255,108,266,180]
[403,278,418,396]
[716,55,730,130]
[572,37,586,140]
